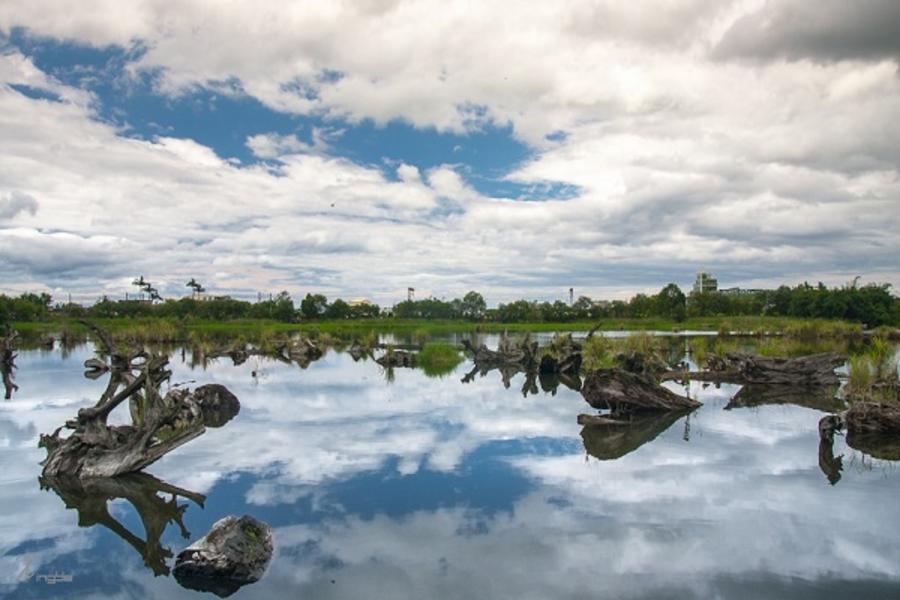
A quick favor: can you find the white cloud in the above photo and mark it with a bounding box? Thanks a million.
[0,3,897,301]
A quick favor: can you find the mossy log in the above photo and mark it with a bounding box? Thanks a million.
[582,368,701,415]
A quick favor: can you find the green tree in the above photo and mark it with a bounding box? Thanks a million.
[655,283,686,322]
[300,293,328,319]
[460,291,486,320]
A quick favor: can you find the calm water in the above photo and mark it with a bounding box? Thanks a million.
[2,338,900,599]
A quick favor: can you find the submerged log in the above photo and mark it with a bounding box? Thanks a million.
[40,323,239,479]
[582,368,701,414]
[706,352,845,385]
[578,409,693,460]
[173,514,273,597]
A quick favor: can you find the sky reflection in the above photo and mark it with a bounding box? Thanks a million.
[2,345,899,599]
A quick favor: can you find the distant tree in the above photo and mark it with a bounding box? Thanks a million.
[572,296,594,319]
[326,298,351,319]
[459,291,486,320]
[655,283,686,322]
[300,293,328,319]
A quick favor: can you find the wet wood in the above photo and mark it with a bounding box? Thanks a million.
[581,368,701,414]
[40,322,239,479]
[705,352,845,385]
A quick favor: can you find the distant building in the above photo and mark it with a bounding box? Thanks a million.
[693,270,718,294]
[719,287,766,296]
[348,298,373,307]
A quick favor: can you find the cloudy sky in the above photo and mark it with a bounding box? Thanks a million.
[0,0,898,305]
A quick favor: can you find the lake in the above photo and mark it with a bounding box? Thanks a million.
[2,335,900,599]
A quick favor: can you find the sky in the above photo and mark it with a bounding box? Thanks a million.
[0,0,898,306]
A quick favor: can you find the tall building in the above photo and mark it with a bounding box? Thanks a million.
[693,269,718,294]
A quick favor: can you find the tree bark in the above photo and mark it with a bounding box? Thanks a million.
[581,368,701,414]
[40,323,239,479]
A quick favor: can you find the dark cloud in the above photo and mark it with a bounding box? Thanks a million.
[714,0,900,63]
[0,190,38,220]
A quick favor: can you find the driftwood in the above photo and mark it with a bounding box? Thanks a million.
[705,352,845,385]
[582,368,701,415]
[818,400,900,465]
[174,514,273,597]
[1,326,18,399]
[40,473,205,576]
[40,322,239,479]
[818,402,900,481]
[578,409,693,460]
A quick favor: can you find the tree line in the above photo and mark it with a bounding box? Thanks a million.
[1,281,897,326]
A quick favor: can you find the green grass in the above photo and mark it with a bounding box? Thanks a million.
[10,315,878,344]
[416,342,464,377]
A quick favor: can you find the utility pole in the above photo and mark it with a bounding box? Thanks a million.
[569,288,574,305]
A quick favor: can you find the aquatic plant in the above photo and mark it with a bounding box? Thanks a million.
[582,335,616,370]
[416,342,463,377]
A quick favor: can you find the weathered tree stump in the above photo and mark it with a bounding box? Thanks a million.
[818,401,900,463]
[582,368,701,415]
[40,322,240,479]
[173,515,273,597]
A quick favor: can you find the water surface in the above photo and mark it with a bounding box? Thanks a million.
[2,340,899,599]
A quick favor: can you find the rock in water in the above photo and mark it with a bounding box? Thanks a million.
[193,383,241,428]
[174,515,273,597]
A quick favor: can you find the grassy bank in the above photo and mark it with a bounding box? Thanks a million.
[10,315,879,343]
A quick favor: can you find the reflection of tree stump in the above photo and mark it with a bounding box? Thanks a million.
[817,438,843,485]
[1,326,18,399]
[40,473,205,577]
[725,385,844,413]
[578,409,693,460]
